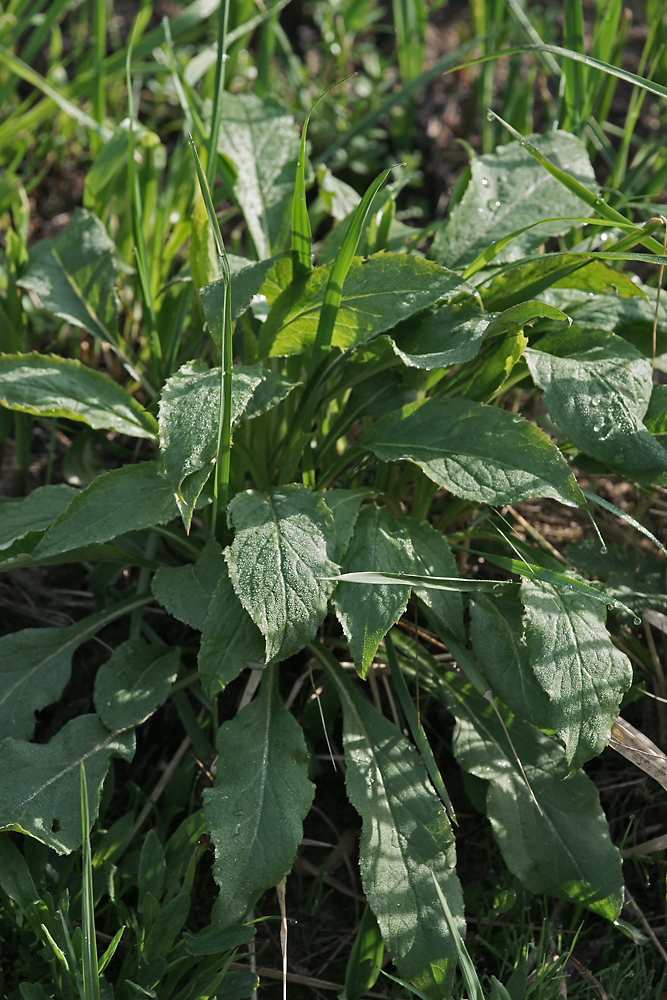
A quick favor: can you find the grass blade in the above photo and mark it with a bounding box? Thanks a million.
[188,136,233,542]
[582,488,667,560]
[206,0,230,191]
[430,870,484,1000]
[80,763,101,1000]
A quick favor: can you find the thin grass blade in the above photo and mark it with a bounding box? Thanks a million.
[206,0,230,190]
[80,763,101,1000]
[582,489,667,559]
[430,870,484,1000]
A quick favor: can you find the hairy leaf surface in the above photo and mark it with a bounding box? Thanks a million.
[199,565,266,694]
[362,398,585,507]
[94,639,180,730]
[152,538,226,631]
[226,485,338,663]
[321,653,463,997]
[204,665,314,924]
[522,579,632,771]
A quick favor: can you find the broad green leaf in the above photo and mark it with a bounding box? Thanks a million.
[158,361,264,524]
[319,650,463,997]
[0,354,157,439]
[444,677,623,919]
[0,594,152,740]
[361,398,585,508]
[482,255,645,312]
[201,254,281,345]
[0,485,76,550]
[199,564,266,695]
[469,591,550,727]
[322,488,369,562]
[34,463,178,559]
[522,578,632,772]
[525,328,667,482]
[431,132,597,268]
[225,485,338,663]
[386,302,489,370]
[94,640,180,730]
[205,664,314,925]
[561,284,667,368]
[0,715,135,854]
[239,370,300,420]
[16,208,119,347]
[403,518,465,643]
[216,94,300,259]
[259,252,471,358]
[333,504,413,679]
[152,538,226,631]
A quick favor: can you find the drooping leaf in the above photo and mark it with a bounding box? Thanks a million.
[225,485,338,663]
[0,485,76,551]
[318,649,464,997]
[201,254,282,345]
[0,715,135,854]
[525,328,667,482]
[16,208,120,347]
[0,354,157,439]
[259,252,472,358]
[469,591,551,728]
[522,578,633,772]
[152,538,226,631]
[239,369,301,420]
[0,594,152,740]
[443,676,623,919]
[322,488,369,562]
[386,301,490,371]
[94,640,180,730]
[199,564,266,695]
[204,664,314,925]
[158,361,265,524]
[332,504,414,678]
[361,398,586,508]
[34,463,178,559]
[430,131,597,268]
[216,94,300,259]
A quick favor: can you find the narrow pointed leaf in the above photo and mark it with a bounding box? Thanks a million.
[362,398,586,508]
[226,485,339,663]
[204,664,314,924]
[318,649,464,997]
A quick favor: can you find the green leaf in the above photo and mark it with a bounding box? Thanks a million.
[199,564,266,695]
[343,904,384,1000]
[386,301,489,371]
[143,891,191,961]
[138,830,165,913]
[205,664,314,925]
[469,591,551,728]
[322,488,369,562]
[239,370,301,421]
[34,463,179,559]
[158,361,265,526]
[0,715,135,854]
[183,923,255,956]
[216,94,300,259]
[152,538,226,631]
[522,578,632,772]
[259,252,471,358]
[361,398,586,508]
[444,677,623,919]
[0,834,40,912]
[201,254,281,346]
[402,518,465,642]
[16,208,119,348]
[333,504,413,678]
[225,485,339,663]
[318,650,464,997]
[0,595,152,740]
[94,639,180,730]
[525,328,667,481]
[0,354,157,439]
[431,131,597,268]
[0,485,76,550]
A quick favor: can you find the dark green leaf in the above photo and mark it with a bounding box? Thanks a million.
[522,578,632,772]
[322,488,369,563]
[362,398,585,508]
[199,564,266,695]
[138,830,165,913]
[201,254,282,345]
[184,923,255,956]
[0,715,135,853]
[333,505,413,678]
[94,640,180,730]
[403,518,465,642]
[0,485,76,551]
[386,302,489,371]
[205,665,314,924]
[34,463,178,559]
[143,891,191,960]
[152,538,226,631]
